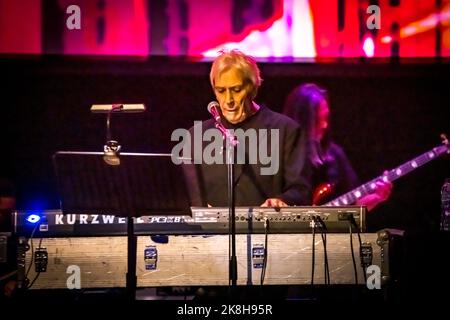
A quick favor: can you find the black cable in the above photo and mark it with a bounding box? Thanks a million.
[321,232,330,285]
[27,271,41,289]
[260,218,269,286]
[349,213,367,284]
[349,223,358,285]
[356,232,367,283]
[24,223,40,283]
[314,216,330,285]
[27,238,43,289]
[311,220,316,286]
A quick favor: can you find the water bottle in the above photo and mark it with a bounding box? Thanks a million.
[441,178,450,231]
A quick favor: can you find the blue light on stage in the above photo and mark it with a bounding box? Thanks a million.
[26,214,41,224]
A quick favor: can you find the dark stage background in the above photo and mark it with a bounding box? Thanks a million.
[1,56,449,234]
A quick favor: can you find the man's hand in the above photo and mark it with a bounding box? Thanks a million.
[260,198,288,207]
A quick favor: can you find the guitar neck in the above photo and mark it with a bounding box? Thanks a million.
[325,145,448,206]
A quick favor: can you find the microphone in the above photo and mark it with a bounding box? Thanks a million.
[207,101,221,122]
[207,101,239,147]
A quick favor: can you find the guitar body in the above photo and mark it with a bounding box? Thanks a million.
[312,182,334,206]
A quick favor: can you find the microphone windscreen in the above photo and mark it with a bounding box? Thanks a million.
[207,101,219,113]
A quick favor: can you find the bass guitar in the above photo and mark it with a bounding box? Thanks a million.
[313,134,449,206]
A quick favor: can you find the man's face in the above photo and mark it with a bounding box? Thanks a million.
[213,68,252,124]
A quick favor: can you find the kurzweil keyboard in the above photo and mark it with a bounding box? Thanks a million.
[13,206,366,237]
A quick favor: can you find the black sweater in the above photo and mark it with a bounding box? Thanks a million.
[183,105,311,207]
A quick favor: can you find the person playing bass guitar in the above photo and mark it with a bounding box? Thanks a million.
[282,83,392,211]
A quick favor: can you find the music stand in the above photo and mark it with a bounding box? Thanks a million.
[52,151,192,300]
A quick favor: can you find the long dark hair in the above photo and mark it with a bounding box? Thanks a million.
[283,83,331,167]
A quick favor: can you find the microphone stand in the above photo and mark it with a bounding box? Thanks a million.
[103,105,122,162]
[103,105,136,300]
[214,121,239,294]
